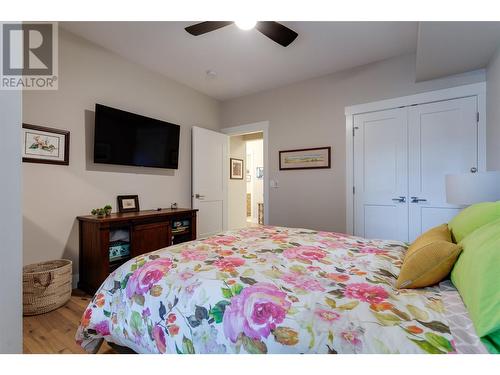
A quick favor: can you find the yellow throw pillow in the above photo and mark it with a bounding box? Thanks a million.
[396,224,462,289]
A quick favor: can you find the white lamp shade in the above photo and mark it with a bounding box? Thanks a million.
[446,172,500,205]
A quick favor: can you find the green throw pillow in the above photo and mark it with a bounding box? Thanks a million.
[481,331,500,354]
[451,217,500,354]
[448,201,500,243]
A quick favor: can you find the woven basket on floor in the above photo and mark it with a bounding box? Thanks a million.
[23,259,72,316]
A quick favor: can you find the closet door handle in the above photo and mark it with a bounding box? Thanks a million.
[410,197,427,203]
[392,196,406,203]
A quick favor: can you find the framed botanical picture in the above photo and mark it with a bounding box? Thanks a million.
[117,195,140,213]
[279,146,331,170]
[230,158,244,179]
[22,123,70,165]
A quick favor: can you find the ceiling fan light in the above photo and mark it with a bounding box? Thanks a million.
[235,20,257,30]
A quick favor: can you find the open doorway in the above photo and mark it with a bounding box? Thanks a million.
[222,121,269,229]
[245,133,264,227]
[228,132,264,229]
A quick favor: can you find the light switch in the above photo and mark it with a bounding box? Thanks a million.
[270,179,279,188]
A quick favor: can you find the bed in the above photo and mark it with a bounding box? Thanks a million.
[75,226,487,354]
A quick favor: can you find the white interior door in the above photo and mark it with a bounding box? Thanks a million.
[408,97,478,241]
[192,126,228,238]
[353,108,409,242]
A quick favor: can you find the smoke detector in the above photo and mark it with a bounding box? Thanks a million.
[205,70,217,80]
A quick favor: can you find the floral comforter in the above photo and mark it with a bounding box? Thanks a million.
[76,226,458,354]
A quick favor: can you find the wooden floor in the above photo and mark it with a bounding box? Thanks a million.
[23,290,116,354]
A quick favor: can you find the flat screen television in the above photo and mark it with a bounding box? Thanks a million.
[93,104,180,169]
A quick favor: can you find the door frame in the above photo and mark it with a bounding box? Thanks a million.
[221,121,270,225]
[344,82,486,235]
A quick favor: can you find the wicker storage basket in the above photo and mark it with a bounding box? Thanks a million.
[23,259,72,316]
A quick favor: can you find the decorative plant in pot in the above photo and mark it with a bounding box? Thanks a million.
[91,205,112,218]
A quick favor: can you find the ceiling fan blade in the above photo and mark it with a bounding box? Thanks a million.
[255,21,298,47]
[185,21,234,36]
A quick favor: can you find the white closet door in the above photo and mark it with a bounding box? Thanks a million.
[353,108,409,242]
[408,97,478,241]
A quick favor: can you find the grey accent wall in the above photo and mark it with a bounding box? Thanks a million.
[0,86,22,352]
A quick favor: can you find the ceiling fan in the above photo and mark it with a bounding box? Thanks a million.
[185,21,298,47]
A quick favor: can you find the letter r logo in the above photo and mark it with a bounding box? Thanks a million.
[2,23,53,75]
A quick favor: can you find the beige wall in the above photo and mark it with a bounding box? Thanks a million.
[22,30,220,278]
[221,53,486,232]
[228,135,247,229]
[487,46,500,171]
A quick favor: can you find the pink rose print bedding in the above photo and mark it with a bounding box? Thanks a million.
[76,226,458,354]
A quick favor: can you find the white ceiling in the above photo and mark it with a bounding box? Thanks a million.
[61,21,418,100]
[62,21,500,101]
[416,22,500,81]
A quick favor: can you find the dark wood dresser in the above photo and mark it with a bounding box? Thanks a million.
[77,208,197,294]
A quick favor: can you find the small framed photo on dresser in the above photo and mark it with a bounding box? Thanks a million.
[117,195,140,213]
